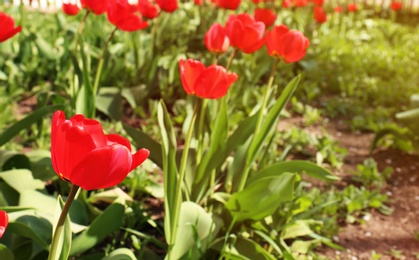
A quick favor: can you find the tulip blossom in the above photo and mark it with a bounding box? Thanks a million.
[347,3,358,12]
[294,0,308,7]
[334,6,343,12]
[282,0,292,8]
[194,0,204,5]
[107,0,148,31]
[0,211,8,238]
[80,0,109,15]
[178,59,238,99]
[225,13,265,54]
[254,8,277,27]
[62,3,81,16]
[156,0,178,12]
[0,12,22,43]
[313,6,327,23]
[51,110,149,190]
[212,0,241,10]
[390,1,402,10]
[204,23,230,53]
[266,25,310,63]
[138,0,160,20]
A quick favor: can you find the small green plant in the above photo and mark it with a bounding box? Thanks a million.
[353,158,393,188]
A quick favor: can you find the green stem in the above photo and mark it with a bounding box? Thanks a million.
[48,184,80,260]
[167,100,199,260]
[196,98,207,162]
[73,10,90,52]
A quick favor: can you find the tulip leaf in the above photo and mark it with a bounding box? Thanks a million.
[95,87,124,121]
[70,200,125,256]
[7,215,52,250]
[226,173,295,222]
[25,150,56,181]
[213,237,276,260]
[246,75,300,169]
[0,244,14,260]
[0,105,63,147]
[122,124,163,168]
[0,169,44,193]
[247,160,339,184]
[102,248,137,260]
[34,33,61,60]
[49,196,72,260]
[75,39,95,118]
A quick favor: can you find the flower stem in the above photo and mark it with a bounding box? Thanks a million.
[225,48,238,71]
[48,184,80,260]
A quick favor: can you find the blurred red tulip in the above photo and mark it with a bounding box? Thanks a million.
[310,0,324,6]
[51,110,149,190]
[138,0,160,19]
[266,24,310,63]
[0,12,22,43]
[334,5,343,12]
[107,0,148,31]
[194,0,204,5]
[313,6,327,23]
[225,13,265,54]
[62,3,81,16]
[212,0,241,10]
[178,59,238,99]
[254,8,277,27]
[294,0,308,7]
[156,0,178,12]
[80,0,109,15]
[347,3,358,12]
[282,0,292,8]
[0,210,8,238]
[390,1,402,10]
[204,23,230,53]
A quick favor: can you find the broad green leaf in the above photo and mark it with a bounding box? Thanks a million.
[123,124,162,168]
[226,173,295,221]
[19,190,59,223]
[247,160,339,184]
[223,237,276,260]
[0,244,14,260]
[49,196,72,260]
[0,169,44,193]
[2,154,31,171]
[70,199,125,256]
[34,34,60,60]
[396,107,419,126]
[102,248,137,260]
[290,240,320,254]
[246,75,300,167]
[76,39,94,118]
[171,201,219,260]
[281,220,323,240]
[25,150,56,181]
[0,181,19,206]
[7,215,52,249]
[0,105,63,147]
[95,87,124,121]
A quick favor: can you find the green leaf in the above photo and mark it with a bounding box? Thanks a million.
[34,33,60,60]
[102,248,137,260]
[247,160,339,184]
[75,39,94,118]
[70,199,125,256]
[19,190,57,221]
[223,237,276,260]
[281,220,323,240]
[0,105,63,147]
[2,154,31,171]
[0,169,44,193]
[0,244,14,260]
[226,173,295,221]
[7,215,52,249]
[122,124,162,168]
[246,75,300,167]
[95,87,124,121]
[25,150,56,181]
[49,196,72,260]
[171,201,219,260]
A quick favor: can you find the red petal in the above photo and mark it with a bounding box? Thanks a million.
[178,59,205,95]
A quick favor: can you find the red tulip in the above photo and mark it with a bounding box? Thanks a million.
[313,6,327,23]
[80,0,109,15]
[138,0,160,19]
[282,0,292,8]
[0,12,22,43]
[225,13,265,54]
[204,23,230,53]
[212,0,241,10]
[194,0,204,5]
[266,25,310,63]
[294,0,308,7]
[390,1,402,10]
[155,0,178,13]
[334,5,343,12]
[254,8,277,27]
[178,59,238,99]
[310,0,324,6]
[0,211,8,238]
[347,3,358,12]
[51,110,149,190]
[107,0,148,31]
[62,3,81,16]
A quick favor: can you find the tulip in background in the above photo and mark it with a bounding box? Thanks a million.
[0,210,8,238]
[107,0,149,31]
[282,0,292,8]
[310,0,324,6]
[156,0,178,13]
[225,13,265,54]
[62,3,81,16]
[80,0,110,15]
[347,3,358,12]
[204,23,230,53]
[334,5,343,13]
[314,6,327,24]
[254,8,277,27]
[138,0,160,19]
[294,0,309,7]
[0,12,22,43]
[178,59,238,99]
[390,1,402,11]
[212,0,241,10]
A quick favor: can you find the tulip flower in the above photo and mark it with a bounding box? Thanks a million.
[225,13,265,54]
[194,0,204,5]
[178,59,238,99]
[0,210,8,238]
[266,25,310,63]
[254,8,277,27]
[313,6,327,23]
[282,0,292,8]
[390,1,402,10]
[294,0,308,7]
[204,23,230,53]
[334,5,343,12]
[138,0,160,19]
[80,0,110,15]
[156,0,178,13]
[212,0,241,10]
[347,3,358,12]
[107,0,149,31]
[62,3,81,16]
[0,12,22,43]
[50,110,149,190]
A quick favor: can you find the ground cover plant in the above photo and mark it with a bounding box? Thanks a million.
[0,0,418,259]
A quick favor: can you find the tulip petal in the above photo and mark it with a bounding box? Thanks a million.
[179,59,206,95]
[130,148,150,171]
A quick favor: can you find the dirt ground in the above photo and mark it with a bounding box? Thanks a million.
[314,118,419,259]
